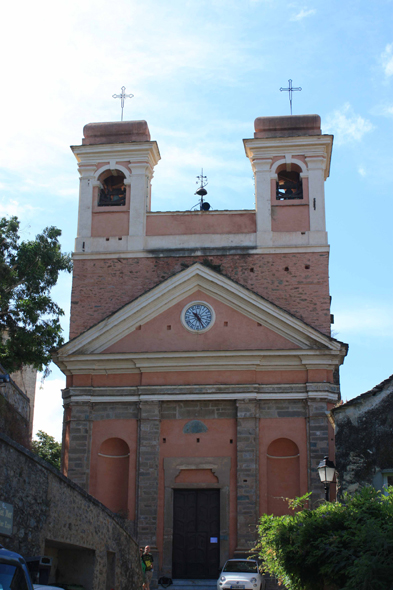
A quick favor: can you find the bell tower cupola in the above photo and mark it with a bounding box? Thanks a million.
[71,120,160,254]
[244,114,332,248]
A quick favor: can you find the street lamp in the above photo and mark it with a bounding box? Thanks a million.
[317,456,336,501]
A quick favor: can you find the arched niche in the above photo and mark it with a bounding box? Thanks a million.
[267,438,300,515]
[96,437,130,516]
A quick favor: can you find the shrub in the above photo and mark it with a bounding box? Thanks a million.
[256,487,393,590]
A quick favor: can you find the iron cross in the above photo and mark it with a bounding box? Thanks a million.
[112,86,134,121]
[280,79,302,115]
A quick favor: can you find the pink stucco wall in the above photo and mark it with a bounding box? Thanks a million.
[146,212,256,236]
[157,418,238,566]
[103,290,300,354]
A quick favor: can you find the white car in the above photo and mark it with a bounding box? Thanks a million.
[217,559,265,590]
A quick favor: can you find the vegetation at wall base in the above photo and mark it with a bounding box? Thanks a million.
[32,430,62,470]
[0,216,72,375]
[256,488,393,590]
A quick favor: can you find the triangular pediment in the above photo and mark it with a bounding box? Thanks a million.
[57,263,343,358]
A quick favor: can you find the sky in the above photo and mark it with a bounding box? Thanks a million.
[0,0,392,441]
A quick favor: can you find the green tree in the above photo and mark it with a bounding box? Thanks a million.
[256,487,393,590]
[0,216,72,375]
[31,430,62,470]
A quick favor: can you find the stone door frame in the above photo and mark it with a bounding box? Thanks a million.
[162,456,231,577]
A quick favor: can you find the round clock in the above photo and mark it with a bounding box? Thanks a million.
[181,301,215,333]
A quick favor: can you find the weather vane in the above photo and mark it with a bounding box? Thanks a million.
[280,79,302,115]
[112,86,134,121]
[191,169,211,211]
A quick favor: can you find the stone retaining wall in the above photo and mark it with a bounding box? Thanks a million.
[0,432,143,590]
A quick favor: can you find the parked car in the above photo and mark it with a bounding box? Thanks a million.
[0,545,34,590]
[217,559,265,590]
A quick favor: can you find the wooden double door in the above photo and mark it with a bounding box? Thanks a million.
[172,489,220,579]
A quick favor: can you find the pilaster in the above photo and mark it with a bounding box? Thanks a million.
[137,401,161,548]
[235,399,259,555]
[66,401,93,491]
[76,165,96,238]
[306,397,331,504]
[129,164,150,250]
[253,159,273,246]
[306,156,327,233]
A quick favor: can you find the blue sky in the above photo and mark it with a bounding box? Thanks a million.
[0,0,392,440]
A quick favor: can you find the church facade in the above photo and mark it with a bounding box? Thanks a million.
[54,114,347,581]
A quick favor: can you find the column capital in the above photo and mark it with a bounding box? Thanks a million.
[305,155,327,170]
[252,158,272,174]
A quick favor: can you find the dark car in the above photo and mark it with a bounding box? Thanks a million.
[0,545,34,590]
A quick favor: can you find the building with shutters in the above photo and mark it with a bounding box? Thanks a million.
[53,114,347,582]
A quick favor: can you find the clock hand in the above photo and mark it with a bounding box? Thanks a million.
[192,311,204,327]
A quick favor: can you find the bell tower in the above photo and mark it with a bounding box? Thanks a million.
[71,120,160,254]
[244,114,332,248]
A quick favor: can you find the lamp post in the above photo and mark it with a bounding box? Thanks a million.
[317,456,336,501]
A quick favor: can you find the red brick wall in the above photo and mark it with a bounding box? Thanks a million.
[69,251,330,339]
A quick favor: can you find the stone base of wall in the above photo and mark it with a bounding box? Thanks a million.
[0,432,143,590]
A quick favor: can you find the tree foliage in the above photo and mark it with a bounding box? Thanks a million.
[0,216,72,374]
[31,430,62,470]
[256,487,393,590]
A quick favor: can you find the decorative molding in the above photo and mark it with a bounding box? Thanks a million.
[72,243,330,259]
[94,163,131,181]
[271,157,308,175]
[55,349,345,376]
[63,384,340,404]
[243,135,333,179]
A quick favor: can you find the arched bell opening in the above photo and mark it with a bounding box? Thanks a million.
[276,164,303,201]
[98,169,126,206]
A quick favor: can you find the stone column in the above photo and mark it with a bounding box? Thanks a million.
[137,401,161,549]
[235,400,259,555]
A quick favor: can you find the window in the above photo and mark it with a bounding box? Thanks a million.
[98,171,126,206]
[276,170,303,200]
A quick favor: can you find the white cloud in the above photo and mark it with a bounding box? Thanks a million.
[33,377,65,442]
[372,103,393,118]
[324,103,374,145]
[358,166,366,177]
[334,305,393,339]
[290,7,316,21]
[381,43,393,77]
[0,199,20,217]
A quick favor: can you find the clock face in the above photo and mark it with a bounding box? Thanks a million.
[182,302,214,332]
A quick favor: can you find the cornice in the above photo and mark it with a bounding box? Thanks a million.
[55,348,347,376]
[243,135,333,178]
[71,141,161,168]
[63,382,340,403]
[72,244,330,260]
